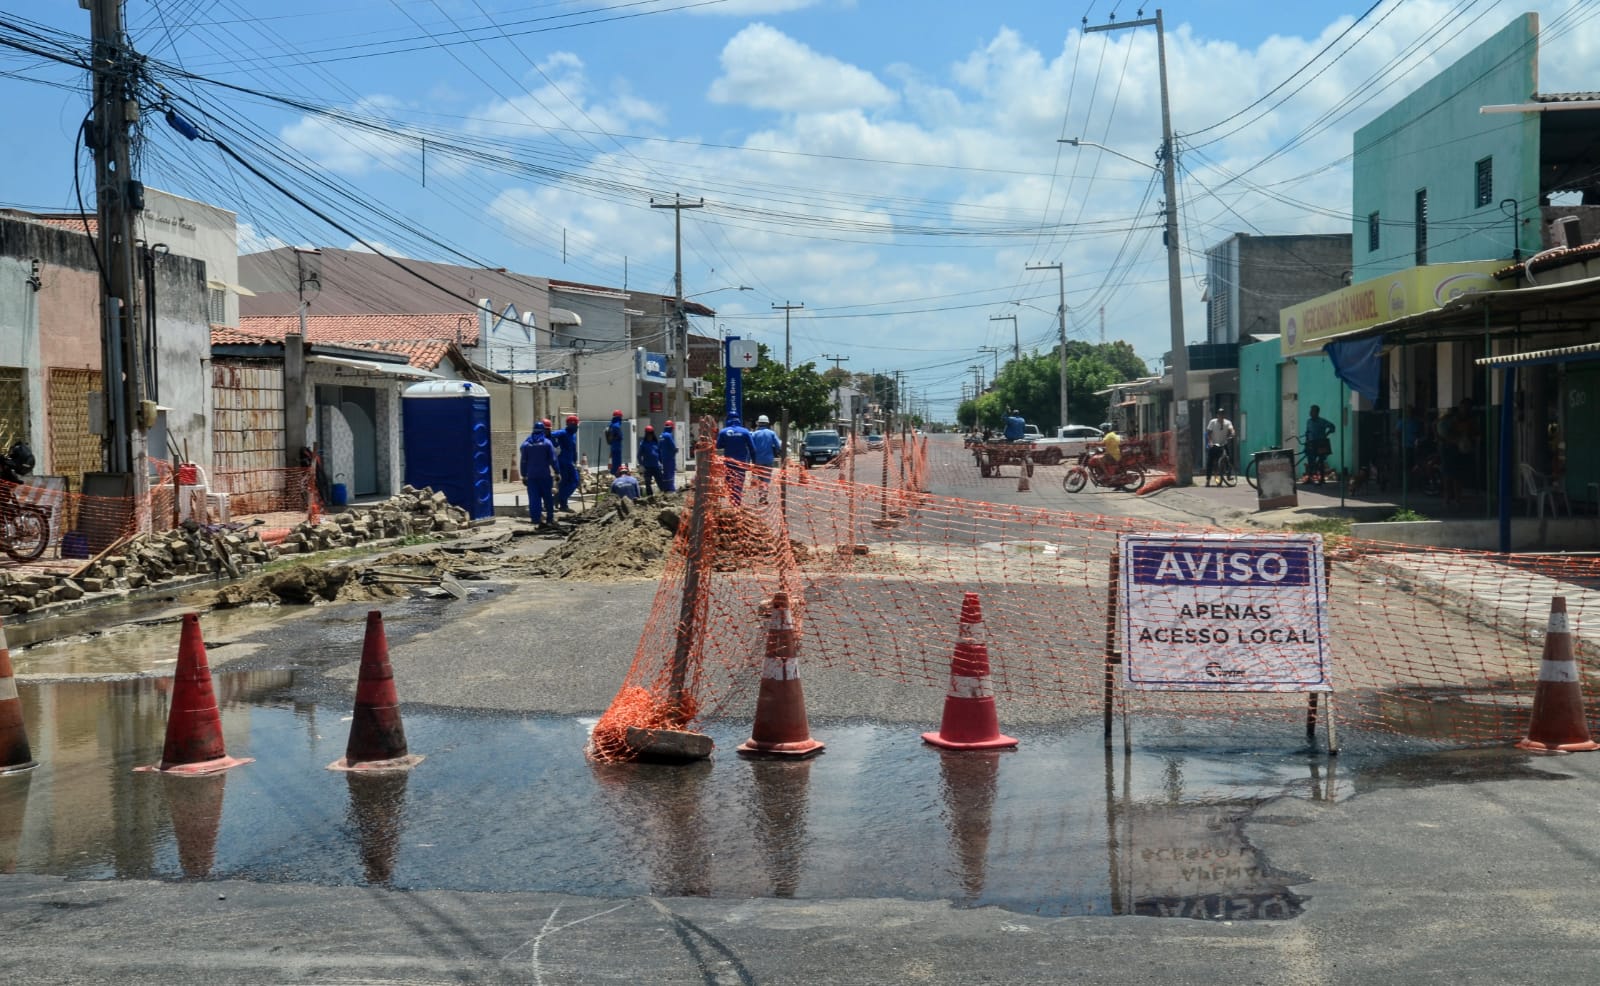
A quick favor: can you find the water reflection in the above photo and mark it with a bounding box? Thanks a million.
[345,771,409,885]
[0,675,1391,918]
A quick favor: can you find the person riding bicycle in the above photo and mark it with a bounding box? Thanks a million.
[1304,405,1336,485]
[1204,408,1235,487]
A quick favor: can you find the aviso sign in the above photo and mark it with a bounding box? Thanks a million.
[1118,533,1331,692]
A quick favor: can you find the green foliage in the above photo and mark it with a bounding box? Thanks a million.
[956,400,978,428]
[982,341,1150,432]
[693,343,837,429]
[1387,508,1428,522]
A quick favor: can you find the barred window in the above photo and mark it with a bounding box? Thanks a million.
[1367,212,1380,253]
[1415,189,1428,266]
[207,288,226,324]
[1475,157,1493,209]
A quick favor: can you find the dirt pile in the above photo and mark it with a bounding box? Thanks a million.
[529,496,681,581]
[206,564,406,608]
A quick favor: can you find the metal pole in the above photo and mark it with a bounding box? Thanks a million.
[1086,10,1191,485]
[773,302,804,371]
[1028,262,1069,431]
[651,195,704,428]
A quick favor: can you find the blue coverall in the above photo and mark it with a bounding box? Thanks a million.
[637,434,665,496]
[1003,415,1026,441]
[610,472,641,500]
[659,426,679,492]
[606,414,624,476]
[716,416,758,505]
[554,423,580,510]
[518,428,557,525]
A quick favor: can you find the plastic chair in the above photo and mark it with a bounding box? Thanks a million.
[1519,463,1571,519]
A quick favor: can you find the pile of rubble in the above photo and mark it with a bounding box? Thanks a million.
[528,494,682,581]
[277,487,472,554]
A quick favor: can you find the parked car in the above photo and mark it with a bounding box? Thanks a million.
[1030,424,1104,465]
[802,429,843,466]
[866,433,885,451]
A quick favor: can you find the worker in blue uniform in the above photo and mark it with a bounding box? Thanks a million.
[554,414,581,511]
[638,425,665,496]
[605,410,625,476]
[659,420,679,492]
[716,414,758,505]
[1003,409,1026,442]
[519,421,558,527]
[609,464,641,500]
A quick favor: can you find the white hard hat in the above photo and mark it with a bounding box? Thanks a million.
[756,415,770,425]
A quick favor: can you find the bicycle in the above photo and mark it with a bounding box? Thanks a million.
[1203,444,1237,487]
[1242,434,1335,490]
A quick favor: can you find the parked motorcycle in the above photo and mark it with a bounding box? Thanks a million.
[1062,448,1145,493]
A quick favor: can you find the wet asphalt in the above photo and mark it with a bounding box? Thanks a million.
[4,439,1600,983]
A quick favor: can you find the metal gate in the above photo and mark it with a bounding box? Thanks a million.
[0,366,26,450]
[212,361,286,513]
[46,368,103,489]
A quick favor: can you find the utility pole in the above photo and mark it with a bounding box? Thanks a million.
[989,314,1019,363]
[969,365,984,397]
[1086,9,1191,484]
[89,0,150,523]
[772,302,804,370]
[1100,305,1106,344]
[822,353,849,425]
[650,194,704,427]
[1027,262,1069,431]
[978,345,1001,381]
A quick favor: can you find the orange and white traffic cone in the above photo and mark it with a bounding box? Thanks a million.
[137,613,253,775]
[0,619,36,775]
[923,593,1018,751]
[1517,597,1598,752]
[330,611,423,771]
[738,592,824,758]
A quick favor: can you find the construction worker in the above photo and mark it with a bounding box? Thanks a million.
[716,413,758,504]
[609,463,641,500]
[659,420,679,492]
[605,410,625,476]
[638,425,665,496]
[518,420,557,527]
[554,414,581,511]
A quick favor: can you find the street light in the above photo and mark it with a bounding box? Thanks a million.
[1061,134,1192,484]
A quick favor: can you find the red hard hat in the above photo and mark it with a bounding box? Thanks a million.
[619,464,630,473]
[645,425,655,433]
[612,410,623,417]
[565,415,579,425]
[664,419,674,427]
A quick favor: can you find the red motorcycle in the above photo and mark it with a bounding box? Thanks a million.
[1062,447,1145,493]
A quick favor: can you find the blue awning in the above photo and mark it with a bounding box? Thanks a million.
[1323,336,1383,403]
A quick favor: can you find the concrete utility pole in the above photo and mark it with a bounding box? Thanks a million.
[1086,9,1191,484]
[978,345,1001,381]
[773,301,804,370]
[650,194,704,426]
[1027,262,1069,431]
[88,0,150,521]
[822,353,849,425]
[989,314,1019,364]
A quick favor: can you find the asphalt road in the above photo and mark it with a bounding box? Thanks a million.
[5,438,1600,983]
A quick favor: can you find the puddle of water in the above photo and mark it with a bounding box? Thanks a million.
[0,675,1361,919]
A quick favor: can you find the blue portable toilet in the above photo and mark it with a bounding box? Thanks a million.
[401,380,494,520]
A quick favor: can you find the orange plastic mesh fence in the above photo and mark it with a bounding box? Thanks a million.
[0,461,320,568]
[593,439,1585,760]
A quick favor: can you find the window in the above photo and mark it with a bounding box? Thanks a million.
[1367,212,1380,253]
[1475,157,1493,208]
[207,288,226,324]
[1415,189,1428,266]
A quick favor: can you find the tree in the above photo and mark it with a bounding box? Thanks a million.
[980,341,1149,433]
[956,400,978,428]
[693,344,836,429]
[850,372,897,413]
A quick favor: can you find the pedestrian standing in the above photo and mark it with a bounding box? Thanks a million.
[1304,405,1336,485]
[716,414,758,504]
[609,464,641,500]
[1204,408,1236,487]
[638,425,665,496]
[605,410,625,476]
[518,421,557,527]
[554,414,581,511]
[659,420,679,492]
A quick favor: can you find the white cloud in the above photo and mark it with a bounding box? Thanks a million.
[709,23,897,112]
[346,239,406,257]
[280,96,418,177]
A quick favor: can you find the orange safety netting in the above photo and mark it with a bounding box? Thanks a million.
[593,432,1592,760]
[1,461,320,569]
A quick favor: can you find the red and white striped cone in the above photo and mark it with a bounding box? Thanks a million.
[1517,597,1599,752]
[0,619,36,775]
[922,593,1018,751]
[738,592,824,758]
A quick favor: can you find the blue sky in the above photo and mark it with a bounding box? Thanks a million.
[5,1,1600,415]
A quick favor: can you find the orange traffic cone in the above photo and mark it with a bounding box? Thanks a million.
[0,619,37,775]
[1516,597,1598,752]
[738,592,824,758]
[1137,473,1176,496]
[137,613,253,775]
[923,593,1018,750]
[330,611,423,771]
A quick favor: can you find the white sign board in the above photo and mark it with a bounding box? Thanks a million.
[726,339,760,368]
[1118,532,1331,692]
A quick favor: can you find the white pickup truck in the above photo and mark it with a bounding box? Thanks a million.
[1028,424,1104,465]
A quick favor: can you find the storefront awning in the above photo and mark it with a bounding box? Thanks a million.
[1475,340,1600,368]
[1279,261,1508,357]
[308,354,440,379]
[1322,272,1600,350]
